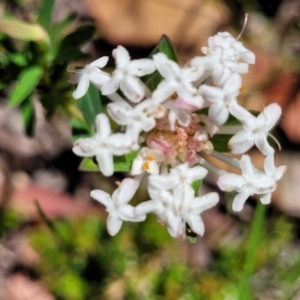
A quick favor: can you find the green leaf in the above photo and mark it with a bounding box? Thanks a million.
[78,151,138,172]
[191,179,202,196]
[210,134,232,152]
[54,47,90,62]
[20,99,35,136]
[149,34,179,62]
[38,0,55,31]
[78,84,102,125]
[8,52,27,66]
[114,151,138,172]
[50,15,73,43]
[144,35,179,91]
[9,66,44,107]
[186,223,197,244]
[79,157,99,172]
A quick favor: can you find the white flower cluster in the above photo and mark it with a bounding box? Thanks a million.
[70,32,286,238]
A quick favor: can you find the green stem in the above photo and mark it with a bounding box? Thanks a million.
[237,201,266,300]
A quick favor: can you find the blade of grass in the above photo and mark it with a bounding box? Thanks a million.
[237,201,267,300]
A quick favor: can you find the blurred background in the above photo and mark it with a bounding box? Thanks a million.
[0,0,300,299]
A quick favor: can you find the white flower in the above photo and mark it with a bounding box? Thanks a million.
[107,98,161,140]
[73,114,135,176]
[135,184,219,237]
[91,179,145,236]
[198,73,242,125]
[217,155,276,211]
[69,57,110,99]
[175,185,219,236]
[149,162,208,190]
[190,32,255,85]
[101,46,155,102]
[131,147,164,175]
[153,53,204,108]
[228,103,282,156]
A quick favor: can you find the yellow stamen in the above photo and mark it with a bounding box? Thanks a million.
[115,181,121,186]
[143,162,150,170]
[147,155,154,161]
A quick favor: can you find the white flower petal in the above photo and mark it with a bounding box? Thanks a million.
[90,190,112,209]
[107,214,123,236]
[113,45,130,68]
[187,214,205,236]
[96,151,114,176]
[232,189,251,212]
[72,73,90,99]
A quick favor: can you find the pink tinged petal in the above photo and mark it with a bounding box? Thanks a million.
[113,178,139,205]
[127,59,155,76]
[135,200,158,216]
[149,175,179,190]
[89,56,109,68]
[72,73,90,99]
[228,131,254,154]
[209,104,229,125]
[217,173,245,191]
[153,53,180,78]
[107,214,123,236]
[192,192,219,213]
[254,134,274,156]
[90,190,112,209]
[260,193,271,205]
[232,190,251,212]
[95,114,111,138]
[96,151,114,176]
[186,214,205,236]
[113,45,130,68]
[120,76,145,103]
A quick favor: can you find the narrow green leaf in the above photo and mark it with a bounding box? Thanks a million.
[20,99,35,136]
[210,134,232,152]
[78,84,102,125]
[143,35,179,91]
[149,34,179,62]
[38,0,55,31]
[50,15,73,43]
[9,66,44,107]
